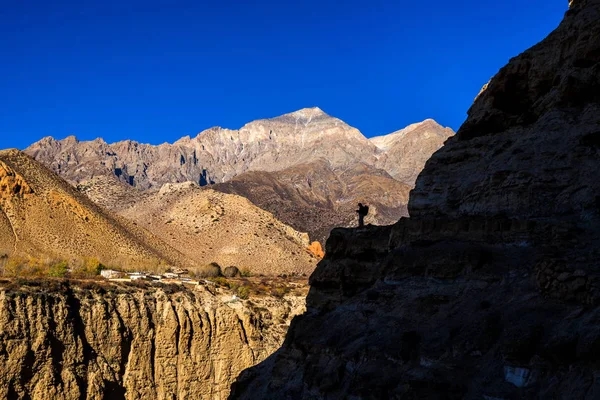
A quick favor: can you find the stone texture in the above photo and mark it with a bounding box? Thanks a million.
[370,119,454,186]
[307,242,324,259]
[230,2,600,399]
[0,279,306,399]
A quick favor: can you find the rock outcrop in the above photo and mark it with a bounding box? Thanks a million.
[230,2,600,399]
[0,279,307,399]
[307,242,324,259]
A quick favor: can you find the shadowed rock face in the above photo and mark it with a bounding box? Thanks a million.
[230,2,600,399]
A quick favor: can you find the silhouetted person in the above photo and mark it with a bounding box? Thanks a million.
[356,203,369,227]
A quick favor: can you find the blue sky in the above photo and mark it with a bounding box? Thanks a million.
[1,0,566,149]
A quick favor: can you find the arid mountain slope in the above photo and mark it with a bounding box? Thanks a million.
[26,109,452,190]
[231,1,600,399]
[26,110,451,242]
[25,108,383,189]
[370,119,455,185]
[0,149,190,269]
[215,159,412,244]
[79,179,320,276]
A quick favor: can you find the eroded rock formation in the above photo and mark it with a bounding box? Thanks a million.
[230,1,600,399]
[0,280,306,399]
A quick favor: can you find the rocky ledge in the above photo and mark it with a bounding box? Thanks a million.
[230,1,600,399]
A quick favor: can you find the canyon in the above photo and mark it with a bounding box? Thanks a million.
[0,278,307,399]
[231,1,600,398]
[2,1,592,398]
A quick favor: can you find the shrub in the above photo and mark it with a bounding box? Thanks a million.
[209,277,230,287]
[48,261,68,278]
[270,286,290,298]
[223,266,241,278]
[4,257,25,277]
[240,267,252,277]
[196,262,222,278]
[237,285,250,300]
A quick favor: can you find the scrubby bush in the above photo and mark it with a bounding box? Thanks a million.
[240,267,252,277]
[270,286,290,298]
[210,277,230,287]
[71,257,105,278]
[223,266,241,278]
[237,285,250,299]
[4,257,25,277]
[194,262,223,278]
[2,257,48,277]
[48,261,68,278]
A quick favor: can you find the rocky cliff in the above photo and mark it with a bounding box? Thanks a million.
[230,1,600,399]
[0,279,307,399]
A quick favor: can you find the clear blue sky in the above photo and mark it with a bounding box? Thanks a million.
[1,0,566,149]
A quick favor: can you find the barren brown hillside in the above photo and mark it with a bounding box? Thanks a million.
[82,180,320,276]
[0,149,192,270]
[215,159,412,244]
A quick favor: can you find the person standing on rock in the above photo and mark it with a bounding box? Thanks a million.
[356,203,369,227]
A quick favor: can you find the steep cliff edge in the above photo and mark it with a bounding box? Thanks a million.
[230,2,600,399]
[0,279,306,399]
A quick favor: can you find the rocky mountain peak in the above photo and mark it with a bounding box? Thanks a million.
[370,118,452,151]
[63,135,79,144]
[570,0,587,8]
[25,107,452,206]
[267,106,336,126]
[285,106,328,119]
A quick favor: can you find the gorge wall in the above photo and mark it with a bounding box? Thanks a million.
[0,280,306,399]
[230,1,600,399]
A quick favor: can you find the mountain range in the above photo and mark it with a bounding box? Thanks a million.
[26,108,453,243]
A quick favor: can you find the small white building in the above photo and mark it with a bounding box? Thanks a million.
[129,272,147,280]
[101,269,123,279]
